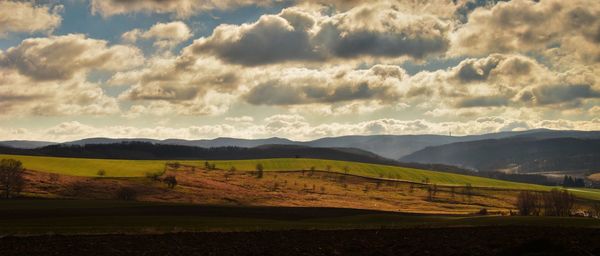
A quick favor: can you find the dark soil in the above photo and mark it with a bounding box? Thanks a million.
[1,226,599,256]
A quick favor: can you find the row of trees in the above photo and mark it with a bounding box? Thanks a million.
[562,175,585,188]
[516,189,575,216]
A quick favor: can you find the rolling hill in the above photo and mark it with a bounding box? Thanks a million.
[401,138,600,173]
[0,143,396,164]
[0,140,56,149]
[0,153,544,190]
[4,153,600,201]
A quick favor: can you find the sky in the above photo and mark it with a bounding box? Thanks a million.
[0,0,599,142]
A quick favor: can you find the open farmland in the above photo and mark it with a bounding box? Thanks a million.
[3,153,600,201]
[0,154,546,189]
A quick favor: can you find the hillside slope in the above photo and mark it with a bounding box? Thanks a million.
[0,143,397,165]
[0,153,546,190]
[401,138,600,173]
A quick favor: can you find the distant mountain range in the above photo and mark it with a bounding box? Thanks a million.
[401,137,600,173]
[0,140,56,149]
[2,129,600,160]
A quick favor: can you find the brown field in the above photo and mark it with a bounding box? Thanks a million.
[3,226,600,256]
[21,164,592,215]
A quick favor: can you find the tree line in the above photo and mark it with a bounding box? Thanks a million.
[516,189,575,216]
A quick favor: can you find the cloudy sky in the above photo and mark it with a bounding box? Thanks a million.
[0,0,599,142]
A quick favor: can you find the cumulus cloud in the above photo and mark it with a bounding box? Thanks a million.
[122,21,192,49]
[190,4,451,65]
[0,70,119,117]
[0,34,144,81]
[452,0,600,63]
[113,54,239,116]
[0,1,62,37]
[244,64,406,106]
[90,0,274,18]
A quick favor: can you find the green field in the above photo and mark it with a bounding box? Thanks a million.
[2,154,600,199]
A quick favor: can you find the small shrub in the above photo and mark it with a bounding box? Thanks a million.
[167,162,181,169]
[163,175,177,189]
[478,208,488,215]
[145,171,162,181]
[117,187,137,201]
[48,173,60,184]
[97,169,106,177]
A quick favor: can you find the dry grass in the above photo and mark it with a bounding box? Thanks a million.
[20,165,528,215]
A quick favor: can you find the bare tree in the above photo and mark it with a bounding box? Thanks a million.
[256,163,264,178]
[427,185,434,201]
[590,203,600,218]
[464,183,473,201]
[516,191,540,216]
[542,189,574,216]
[0,159,25,199]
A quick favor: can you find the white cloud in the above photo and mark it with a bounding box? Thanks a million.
[91,0,275,18]
[190,4,451,65]
[122,21,192,49]
[0,70,119,117]
[451,0,600,64]
[0,34,144,81]
[0,1,62,37]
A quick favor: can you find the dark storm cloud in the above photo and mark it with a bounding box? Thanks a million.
[245,81,394,106]
[192,15,321,66]
[529,84,600,105]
